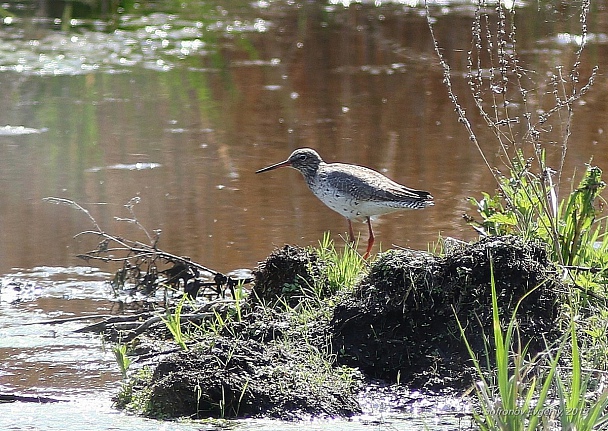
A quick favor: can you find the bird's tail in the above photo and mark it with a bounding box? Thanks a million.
[414,189,434,207]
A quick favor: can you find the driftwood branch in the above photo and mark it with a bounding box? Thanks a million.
[74,230,220,277]
[24,314,114,325]
[43,196,253,299]
[76,312,214,342]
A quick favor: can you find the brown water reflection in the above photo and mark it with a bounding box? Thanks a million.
[0,2,607,276]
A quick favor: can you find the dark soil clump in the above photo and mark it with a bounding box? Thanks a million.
[137,335,361,420]
[251,245,328,307]
[331,235,563,388]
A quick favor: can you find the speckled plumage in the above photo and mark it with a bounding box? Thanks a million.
[256,148,434,258]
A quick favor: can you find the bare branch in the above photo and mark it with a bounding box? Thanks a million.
[42,197,102,231]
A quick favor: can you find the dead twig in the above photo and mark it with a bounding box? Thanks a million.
[43,196,253,300]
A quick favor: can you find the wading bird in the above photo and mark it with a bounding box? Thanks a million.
[256,148,434,259]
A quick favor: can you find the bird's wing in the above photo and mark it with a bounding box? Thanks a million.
[376,182,434,202]
[327,165,433,203]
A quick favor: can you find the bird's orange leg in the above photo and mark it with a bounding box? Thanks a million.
[347,219,356,243]
[363,216,375,260]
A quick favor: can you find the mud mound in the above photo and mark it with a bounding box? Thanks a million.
[115,236,564,420]
[252,245,328,307]
[114,247,360,421]
[331,236,562,388]
[139,336,361,420]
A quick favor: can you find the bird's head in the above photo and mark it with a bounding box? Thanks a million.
[256,148,323,178]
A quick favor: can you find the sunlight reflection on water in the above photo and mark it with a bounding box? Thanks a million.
[0,125,47,135]
[0,14,209,75]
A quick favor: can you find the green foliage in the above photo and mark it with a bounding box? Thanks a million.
[468,151,607,269]
[206,309,234,337]
[460,262,608,431]
[468,151,550,240]
[315,231,366,295]
[112,343,131,379]
[557,165,606,266]
[197,288,245,339]
[554,324,608,431]
[581,307,608,370]
[232,280,245,323]
[458,262,548,431]
[160,293,189,350]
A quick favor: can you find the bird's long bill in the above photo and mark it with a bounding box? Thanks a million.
[255,159,292,174]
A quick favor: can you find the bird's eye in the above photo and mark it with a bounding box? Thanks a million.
[298,154,306,161]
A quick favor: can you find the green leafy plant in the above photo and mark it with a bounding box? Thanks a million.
[458,262,546,430]
[206,309,233,337]
[467,153,607,269]
[112,343,132,379]
[161,293,189,350]
[556,165,607,266]
[232,280,246,323]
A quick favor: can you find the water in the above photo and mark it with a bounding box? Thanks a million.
[0,0,607,429]
[0,2,605,277]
